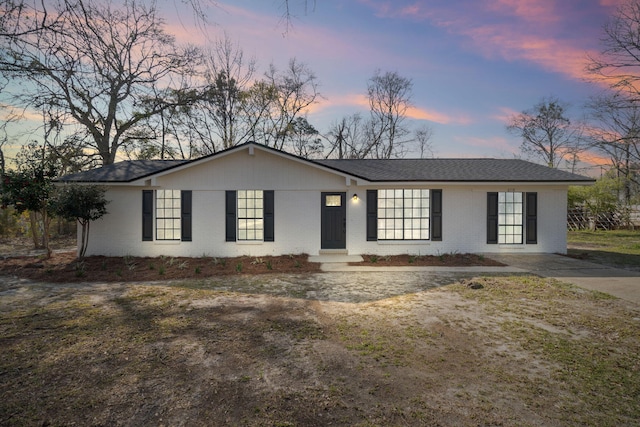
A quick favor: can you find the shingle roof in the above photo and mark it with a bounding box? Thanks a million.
[314,158,594,182]
[58,159,187,183]
[58,143,594,184]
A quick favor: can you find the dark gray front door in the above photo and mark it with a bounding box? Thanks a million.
[321,192,346,249]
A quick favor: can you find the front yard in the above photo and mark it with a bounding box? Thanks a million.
[568,229,640,270]
[1,273,639,426]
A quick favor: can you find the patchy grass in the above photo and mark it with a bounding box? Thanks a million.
[451,276,640,426]
[567,230,640,270]
[1,275,638,426]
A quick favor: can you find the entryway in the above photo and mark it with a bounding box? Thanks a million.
[320,192,346,250]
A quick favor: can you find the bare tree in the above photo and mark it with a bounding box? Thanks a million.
[587,0,640,100]
[254,58,320,150]
[585,0,640,203]
[367,70,413,159]
[324,113,369,159]
[284,117,323,158]
[415,125,435,158]
[199,33,256,150]
[506,97,583,168]
[0,0,202,165]
[586,93,640,203]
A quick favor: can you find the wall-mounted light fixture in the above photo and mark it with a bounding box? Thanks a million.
[352,194,359,201]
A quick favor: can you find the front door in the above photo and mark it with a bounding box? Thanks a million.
[321,192,346,249]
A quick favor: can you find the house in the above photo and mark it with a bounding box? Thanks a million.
[59,141,594,258]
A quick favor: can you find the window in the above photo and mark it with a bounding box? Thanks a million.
[142,190,191,242]
[225,190,274,242]
[237,190,264,241]
[325,195,342,206]
[156,189,181,240]
[488,191,535,245]
[498,191,523,244]
[377,189,430,240]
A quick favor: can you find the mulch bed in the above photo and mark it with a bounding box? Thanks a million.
[355,253,504,267]
[0,251,503,283]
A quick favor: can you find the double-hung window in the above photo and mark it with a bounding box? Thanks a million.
[142,189,192,242]
[156,189,181,240]
[497,191,523,244]
[487,191,537,245]
[225,190,275,242]
[237,190,264,241]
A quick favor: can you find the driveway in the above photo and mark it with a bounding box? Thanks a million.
[475,253,640,305]
[313,253,640,305]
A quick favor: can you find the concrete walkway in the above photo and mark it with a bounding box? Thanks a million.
[317,253,640,305]
[488,253,640,305]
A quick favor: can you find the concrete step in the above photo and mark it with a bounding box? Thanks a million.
[308,253,364,263]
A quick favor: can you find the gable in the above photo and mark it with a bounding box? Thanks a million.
[154,145,349,190]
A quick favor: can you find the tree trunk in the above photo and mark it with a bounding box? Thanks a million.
[28,211,41,249]
[42,209,52,258]
[79,219,89,258]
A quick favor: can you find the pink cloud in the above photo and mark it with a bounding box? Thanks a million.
[486,0,559,24]
[599,0,626,7]
[492,106,521,124]
[357,0,614,84]
[313,93,467,125]
[462,25,601,82]
[405,106,472,125]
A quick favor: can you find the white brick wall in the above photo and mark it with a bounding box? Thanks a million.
[82,147,571,257]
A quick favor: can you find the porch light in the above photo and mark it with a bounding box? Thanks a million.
[352,194,359,201]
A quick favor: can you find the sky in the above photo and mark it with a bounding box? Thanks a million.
[159,0,622,172]
[1,0,626,172]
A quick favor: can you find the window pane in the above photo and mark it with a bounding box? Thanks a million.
[497,191,524,245]
[404,197,413,208]
[376,188,430,240]
[237,190,265,241]
[326,195,341,206]
[156,189,181,240]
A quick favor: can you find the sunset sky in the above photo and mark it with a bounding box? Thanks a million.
[161,0,623,170]
[1,0,625,171]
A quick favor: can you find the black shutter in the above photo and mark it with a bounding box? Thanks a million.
[142,190,153,241]
[366,189,377,241]
[526,192,538,244]
[181,190,192,242]
[431,189,442,241]
[487,192,498,244]
[264,190,274,242]
[225,190,236,242]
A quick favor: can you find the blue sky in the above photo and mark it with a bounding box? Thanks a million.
[164,0,620,167]
[2,0,623,169]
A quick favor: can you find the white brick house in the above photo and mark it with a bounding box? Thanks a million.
[59,142,594,257]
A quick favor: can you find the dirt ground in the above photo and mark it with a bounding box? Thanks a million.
[1,238,639,426]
